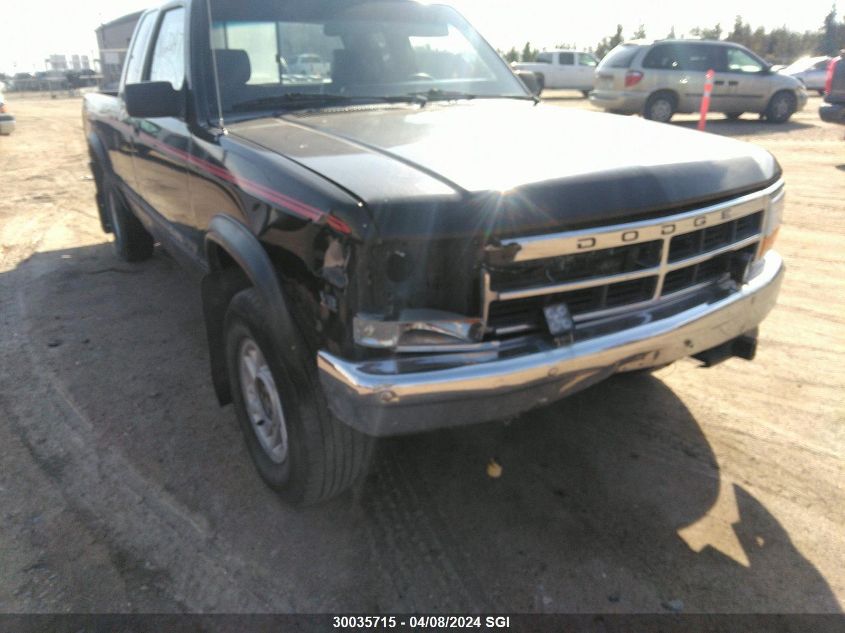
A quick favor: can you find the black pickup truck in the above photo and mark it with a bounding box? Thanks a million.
[820,53,845,125]
[84,0,786,504]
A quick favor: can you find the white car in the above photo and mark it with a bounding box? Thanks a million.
[512,50,598,95]
[289,53,331,77]
[0,92,15,135]
[780,56,832,94]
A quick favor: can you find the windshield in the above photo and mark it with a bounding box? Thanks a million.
[207,0,528,118]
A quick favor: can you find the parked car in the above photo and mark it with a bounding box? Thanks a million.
[590,40,808,123]
[289,53,331,77]
[820,55,845,125]
[0,91,15,135]
[84,0,786,505]
[512,50,598,95]
[780,56,832,94]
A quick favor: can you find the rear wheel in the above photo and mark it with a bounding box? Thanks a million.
[725,112,744,120]
[224,288,373,505]
[644,92,676,123]
[535,74,545,96]
[765,91,797,123]
[105,178,154,262]
[581,90,591,98]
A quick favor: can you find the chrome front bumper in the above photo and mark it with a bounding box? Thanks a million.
[318,252,784,437]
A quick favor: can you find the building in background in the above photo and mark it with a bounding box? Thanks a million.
[48,54,68,71]
[96,11,143,90]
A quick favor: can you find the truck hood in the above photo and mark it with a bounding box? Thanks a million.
[230,100,779,237]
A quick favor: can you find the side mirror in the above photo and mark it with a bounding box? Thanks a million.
[124,81,182,118]
[515,70,541,96]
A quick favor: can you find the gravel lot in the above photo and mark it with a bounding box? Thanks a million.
[0,93,842,615]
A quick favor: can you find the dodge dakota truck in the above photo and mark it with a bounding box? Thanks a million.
[83,0,786,505]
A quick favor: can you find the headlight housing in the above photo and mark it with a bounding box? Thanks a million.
[759,186,785,258]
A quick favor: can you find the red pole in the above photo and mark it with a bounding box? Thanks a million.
[698,69,715,131]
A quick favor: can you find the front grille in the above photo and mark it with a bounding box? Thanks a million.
[482,188,775,339]
[668,212,762,262]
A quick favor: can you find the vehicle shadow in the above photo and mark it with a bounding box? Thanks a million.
[1,242,841,615]
[673,118,815,136]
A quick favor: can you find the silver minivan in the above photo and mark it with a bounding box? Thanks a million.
[590,40,808,123]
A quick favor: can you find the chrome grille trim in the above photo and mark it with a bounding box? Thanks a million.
[482,180,783,334]
[496,179,783,263]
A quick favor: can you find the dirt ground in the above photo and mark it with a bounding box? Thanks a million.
[0,93,842,616]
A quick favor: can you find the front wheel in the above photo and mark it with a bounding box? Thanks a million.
[725,112,744,120]
[224,288,373,505]
[644,92,676,123]
[765,91,797,124]
[581,90,591,98]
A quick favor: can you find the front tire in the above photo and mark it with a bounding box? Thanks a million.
[105,178,154,262]
[224,288,373,505]
[644,92,676,123]
[765,91,797,123]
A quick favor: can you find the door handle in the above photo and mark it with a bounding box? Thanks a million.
[728,81,739,87]
[714,80,725,86]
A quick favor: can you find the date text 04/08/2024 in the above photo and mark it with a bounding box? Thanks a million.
[332,616,512,629]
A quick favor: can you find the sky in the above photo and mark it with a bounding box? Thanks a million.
[0,0,838,74]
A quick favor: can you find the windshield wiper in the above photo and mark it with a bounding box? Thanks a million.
[406,89,539,104]
[230,93,427,113]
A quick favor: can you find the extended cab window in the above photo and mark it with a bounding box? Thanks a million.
[124,12,157,85]
[535,52,553,64]
[726,48,764,73]
[558,52,574,65]
[149,8,186,89]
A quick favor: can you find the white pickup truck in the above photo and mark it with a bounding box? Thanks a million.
[512,50,598,95]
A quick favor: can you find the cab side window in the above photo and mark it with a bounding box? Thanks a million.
[578,53,598,67]
[558,52,575,66]
[149,8,187,89]
[124,12,157,85]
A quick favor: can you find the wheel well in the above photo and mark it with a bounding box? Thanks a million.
[769,89,797,105]
[87,149,112,233]
[203,242,253,406]
[647,90,679,107]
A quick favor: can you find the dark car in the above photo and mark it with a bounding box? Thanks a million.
[820,54,845,125]
[83,0,786,505]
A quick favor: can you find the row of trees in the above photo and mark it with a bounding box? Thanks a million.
[502,7,845,64]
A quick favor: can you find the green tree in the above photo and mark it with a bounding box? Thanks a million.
[595,25,624,59]
[667,25,677,39]
[633,24,647,39]
[727,16,753,48]
[821,4,840,55]
[521,41,538,62]
[691,23,723,40]
[503,47,520,63]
